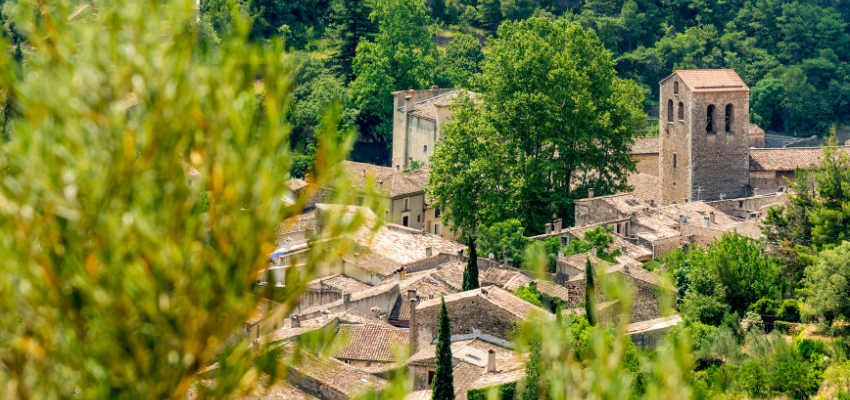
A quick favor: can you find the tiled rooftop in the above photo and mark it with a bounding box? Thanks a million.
[659,201,741,230]
[337,161,430,198]
[663,69,748,92]
[749,124,765,137]
[567,263,677,292]
[575,192,652,215]
[390,272,456,322]
[626,314,683,335]
[307,274,372,293]
[349,223,466,267]
[267,315,338,343]
[631,136,659,154]
[288,348,389,396]
[400,91,479,121]
[332,324,409,362]
[564,225,654,261]
[749,147,849,172]
[626,172,660,204]
[284,178,309,191]
[416,286,551,320]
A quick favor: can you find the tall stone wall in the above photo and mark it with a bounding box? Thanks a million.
[414,296,520,350]
[407,117,437,167]
[633,153,659,176]
[659,77,693,205]
[688,90,751,202]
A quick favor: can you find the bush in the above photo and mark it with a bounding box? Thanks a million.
[779,299,802,322]
[775,321,797,334]
[771,360,810,400]
[796,338,827,360]
[467,382,516,400]
[831,317,850,337]
[750,298,778,315]
[741,311,766,333]
[739,360,770,399]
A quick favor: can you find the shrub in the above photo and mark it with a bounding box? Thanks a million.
[739,360,769,399]
[779,299,802,322]
[831,317,850,337]
[750,298,778,315]
[467,382,516,400]
[796,338,827,360]
[741,311,766,333]
[775,321,797,334]
[771,360,809,400]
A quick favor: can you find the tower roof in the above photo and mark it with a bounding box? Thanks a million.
[660,69,749,93]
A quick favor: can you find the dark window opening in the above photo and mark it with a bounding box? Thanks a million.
[667,100,673,122]
[706,105,715,132]
[428,371,435,384]
[435,208,441,218]
[674,81,679,95]
[678,102,684,120]
[725,104,734,132]
[673,154,677,168]
[417,215,421,222]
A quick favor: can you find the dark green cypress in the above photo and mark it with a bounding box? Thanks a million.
[585,257,597,326]
[432,297,454,400]
[431,0,446,21]
[462,238,479,291]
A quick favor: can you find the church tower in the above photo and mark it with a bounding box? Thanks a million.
[658,70,750,205]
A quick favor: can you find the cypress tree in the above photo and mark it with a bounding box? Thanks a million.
[431,0,446,21]
[329,0,376,80]
[432,297,455,400]
[585,257,597,325]
[462,237,479,291]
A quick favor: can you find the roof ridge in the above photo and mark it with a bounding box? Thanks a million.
[414,90,457,105]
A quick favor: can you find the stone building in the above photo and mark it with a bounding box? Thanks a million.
[331,323,410,368]
[391,88,472,171]
[632,137,660,176]
[658,70,751,205]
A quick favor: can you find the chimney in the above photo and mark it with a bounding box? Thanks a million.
[458,249,464,258]
[426,247,432,257]
[489,253,495,260]
[754,188,760,196]
[623,265,630,275]
[371,307,378,318]
[284,237,291,252]
[545,223,552,235]
[409,297,418,355]
[704,217,710,227]
[554,219,562,232]
[588,188,594,199]
[592,247,598,257]
[650,199,655,207]
[710,211,715,224]
[322,310,329,320]
[481,288,489,297]
[431,85,439,90]
[487,349,496,373]
[394,269,402,283]
[400,266,406,282]
[343,291,351,308]
[291,314,301,328]
[620,245,627,254]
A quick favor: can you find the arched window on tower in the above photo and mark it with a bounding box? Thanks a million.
[706,105,715,133]
[725,104,734,133]
[674,81,679,95]
[678,102,684,121]
[667,100,673,122]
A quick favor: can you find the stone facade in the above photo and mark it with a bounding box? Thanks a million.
[392,88,455,170]
[563,269,676,323]
[705,192,788,220]
[658,71,750,205]
[634,153,659,176]
[413,294,525,350]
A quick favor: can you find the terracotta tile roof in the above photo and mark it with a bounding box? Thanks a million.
[336,309,396,327]
[662,69,748,92]
[575,192,652,215]
[349,224,466,267]
[564,225,654,261]
[390,273,456,322]
[349,251,403,276]
[625,172,660,204]
[626,314,682,335]
[748,147,850,172]
[306,274,372,293]
[533,280,570,301]
[568,263,677,292]
[332,324,409,362]
[289,349,388,396]
[432,262,529,292]
[284,178,309,191]
[337,161,430,198]
[563,300,620,316]
[631,136,659,154]
[416,286,551,320]
[659,202,741,230]
[267,315,338,342]
[401,91,478,121]
[237,381,318,400]
[558,253,607,273]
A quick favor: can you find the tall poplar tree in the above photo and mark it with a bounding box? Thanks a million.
[433,297,455,400]
[585,258,597,325]
[462,237,479,290]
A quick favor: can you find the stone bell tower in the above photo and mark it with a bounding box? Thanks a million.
[658,69,750,205]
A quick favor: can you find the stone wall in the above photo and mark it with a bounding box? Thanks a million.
[633,153,659,176]
[392,88,454,170]
[289,369,348,400]
[688,90,751,202]
[681,224,726,248]
[574,198,628,227]
[414,296,520,351]
[659,76,693,205]
[407,117,437,167]
[564,271,674,323]
[392,193,426,230]
[705,193,788,219]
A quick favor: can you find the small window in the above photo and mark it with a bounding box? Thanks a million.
[424,145,428,153]
[417,215,420,222]
[706,105,715,132]
[435,208,441,218]
[667,100,674,122]
[725,104,734,133]
[561,236,568,245]
[674,81,679,95]
[678,102,684,121]
[673,154,677,168]
[404,198,409,210]
[428,371,435,384]
[739,201,744,208]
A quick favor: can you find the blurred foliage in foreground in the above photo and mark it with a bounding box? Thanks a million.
[0,0,376,398]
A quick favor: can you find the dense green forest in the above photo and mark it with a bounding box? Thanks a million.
[191,0,850,167]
